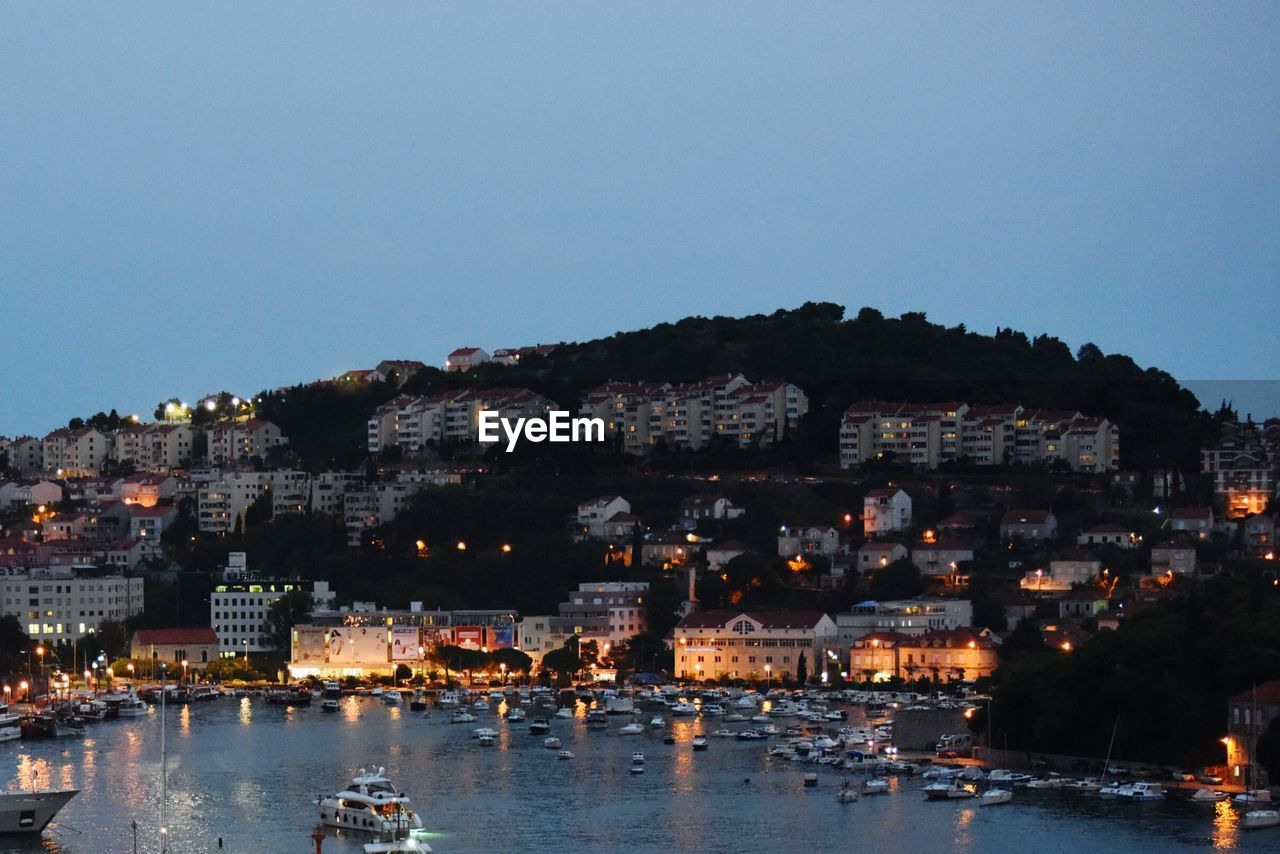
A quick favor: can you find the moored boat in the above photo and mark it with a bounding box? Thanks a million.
[0,789,78,834]
[316,767,423,835]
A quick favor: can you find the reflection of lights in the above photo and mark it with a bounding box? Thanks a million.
[1212,799,1238,849]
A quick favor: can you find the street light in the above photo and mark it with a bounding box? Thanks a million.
[127,662,135,680]
[182,660,189,684]
[19,681,28,703]
[764,664,772,692]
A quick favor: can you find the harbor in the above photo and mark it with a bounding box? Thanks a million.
[1,685,1277,852]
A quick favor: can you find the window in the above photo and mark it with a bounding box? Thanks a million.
[732,620,752,635]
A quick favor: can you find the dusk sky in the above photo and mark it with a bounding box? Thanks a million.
[2,4,1278,436]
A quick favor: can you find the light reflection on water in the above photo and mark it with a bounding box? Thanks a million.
[0,699,1268,853]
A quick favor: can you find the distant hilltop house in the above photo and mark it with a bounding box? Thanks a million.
[839,401,1119,471]
[1000,510,1058,542]
[1202,418,1279,518]
[491,344,557,366]
[1076,524,1135,549]
[367,388,558,454]
[445,347,490,372]
[1166,507,1214,539]
[678,495,745,531]
[576,495,633,540]
[578,374,808,454]
[863,488,912,537]
[778,525,842,558]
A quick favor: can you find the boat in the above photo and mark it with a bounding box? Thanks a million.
[1065,778,1100,793]
[472,698,489,710]
[363,836,433,854]
[437,692,460,708]
[506,708,526,722]
[980,788,1013,806]
[750,714,771,724]
[323,682,342,699]
[619,723,644,735]
[1025,775,1065,789]
[924,780,975,800]
[671,702,697,717]
[409,692,429,712]
[529,719,551,735]
[1235,789,1272,805]
[649,716,666,729]
[628,765,645,774]
[117,693,148,718]
[477,733,496,747]
[586,710,608,730]
[631,752,645,765]
[606,696,635,715]
[471,727,498,740]
[383,691,403,706]
[736,730,767,741]
[543,737,562,750]
[663,735,676,745]
[555,708,574,719]
[1243,810,1280,830]
[316,767,423,835]
[724,713,748,723]
[700,704,725,717]
[1190,788,1228,803]
[691,736,708,751]
[709,729,734,739]
[19,714,60,741]
[1114,781,1164,801]
[987,769,1033,785]
[557,750,574,760]
[837,782,859,803]
[0,789,79,834]
[450,710,476,724]
[321,698,340,713]
[0,706,21,743]
[862,778,889,795]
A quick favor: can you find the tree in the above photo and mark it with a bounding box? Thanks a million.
[490,647,533,676]
[796,651,808,684]
[264,589,313,652]
[868,558,925,600]
[97,619,127,660]
[1258,716,1280,784]
[0,616,31,675]
[542,644,583,680]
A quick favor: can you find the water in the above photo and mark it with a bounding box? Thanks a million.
[1,696,1272,853]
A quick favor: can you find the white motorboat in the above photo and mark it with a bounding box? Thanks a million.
[471,727,498,740]
[117,693,148,718]
[317,767,423,835]
[450,710,476,724]
[472,698,489,710]
[701,704,726,717]
[987,769,1033,785]
[649,716,666,729]
[506,708,526,722]
[1065,778,1101,793]
[321,699,340,713]
[750,714,771,724]
[606,696,635,715]
[0,789,78,834]
[710,729,735,738]
[557,750,574,760]
[980,788,1013,806]
[628,765,645,774]
[529,719,551,735]
[477,733,496,747]
[671,702,698,717]
[543,737,562,750]
[1114,781,1164,801]
[1236,789,1272,805]
[1190,788,1228,803]
[383,691,403,706]
[1243,809,1280,830]
[863,778,889,795]
[837,784,860,803]
[1025,775,1065,789]
[619,723,644,735]
[437,692,460,708]
[631,752,645,765]
[586,710,608,729]
[924,780,975,800]
[0,705,22,742]
[691,737,708,751]
[323,681,342,699]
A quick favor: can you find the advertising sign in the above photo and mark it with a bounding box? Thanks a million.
[391,627,421,661]
[489,624,514,649]
[454,626,483,649]
[292,626,328,663]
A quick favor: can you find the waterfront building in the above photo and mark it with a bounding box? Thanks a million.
[849,627,998,682]
[131,627,220,672]
[674,610,837,682]
[210,576,334,655]
[0,566,143,642]
[834,598,974,650]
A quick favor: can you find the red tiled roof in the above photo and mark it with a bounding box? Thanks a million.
[133,628,218,646]
[1229,681,1280,707]
[678,610,828,630]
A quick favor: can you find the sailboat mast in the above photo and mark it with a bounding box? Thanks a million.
[160,667,168,853]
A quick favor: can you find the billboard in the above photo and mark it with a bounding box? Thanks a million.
[391,627,421,661]
[420,627,449,649]
[489,624,514,649]
[327,626,389,665]
[454,626,483,649]
[292,626,328,664]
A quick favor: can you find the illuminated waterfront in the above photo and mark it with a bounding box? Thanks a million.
[0,697,1275,853]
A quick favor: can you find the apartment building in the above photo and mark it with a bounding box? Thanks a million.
[579,374,808,454]
[113,423,196,471]
[835,598,973,648]
[343,481,425,546]
[1201,419,1278,518]
[544,581,650,653]
[839,401,1119,471]
[207,420,285,466]
[211,577,334,654]
[42,427,114,476]
[576,496,632,540]
[310,471,365,517]
[197,471,273,534]
[674,610,837,681]
[863,488,912,536]
[367,388,558,454]
[0,566,144,642]
[270,471,311,517]
[6,437,44,475]
[849,628,998,682]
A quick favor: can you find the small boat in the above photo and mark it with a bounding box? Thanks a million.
[863,778,889,795]
[472,698,489,710]
[321,699,340,713]
[117,694,148,718]
[649,716,666,729]
[606,696,635,715]
[543,737,562,750]
[0,789,78,834]
[750,714,771,724]
[1065,778,1100,793]
[409,691,429,712]
[557,750,574,760]
[663,735,676,745]
[383,691,403,706]
[1236,789,1273,805]
[450,710,476,724]
[1243,810,1280,830]
[323,681,342,699]
[529,719,551,735]
[628,765,645,774]
[471,727,498,740]
[691,737,708,751]
[671,702,697,717]
[586,710,608,730]
[1025,775,1065,789]
[1190,788,1228,803]
[506,708,527,722]
[1115,781,1164,801]
[437,692,460,708]
[477,733,496,747]
[618,723,644,735]
[924,780,975,800]
[701,704,725,717]
[980,788,1013,806]
[555,708,574,719]
[803,773,819,788]
[631,752,645,765]
[837,782,859,803]
[724,713,748,723]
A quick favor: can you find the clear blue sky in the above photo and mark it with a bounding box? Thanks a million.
[2,3,1278,436]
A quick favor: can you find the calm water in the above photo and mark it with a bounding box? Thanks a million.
[0,696,1271,853]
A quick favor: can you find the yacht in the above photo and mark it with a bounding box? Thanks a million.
[317,768,423,835]
[1243,810,1280,830]
[0,789,78,834]
[116,693,148,718]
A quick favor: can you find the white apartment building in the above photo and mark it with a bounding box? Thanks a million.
[0,567,144,642]
[368,389,558,454]
[577,496,632,539]
[6,437,44,475]
[114,423,196,471]
[42,427,115,476]
[211,577,334,654]
[270,471,311,517]
[579,374,808,455]
[207,420,286,466]
[198,472,270,534]
[343,481,425,547]
[839,401,1119,471]
[834,598,973,648]
[0,480,63,510]
[547,581,650,653]
[778,526,842,558]
[310,472,365,517]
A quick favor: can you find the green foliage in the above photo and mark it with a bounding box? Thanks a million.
[264,589,314,652]
[0,616,32,676]
[796,651,808,684]
[868,558,925,600]
[541,643,583,678]
[204,658,266,682]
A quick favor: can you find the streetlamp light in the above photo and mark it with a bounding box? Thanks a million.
[181,660,189,685]
[499,662,507,685]
[765,664,772,693]
[19,681,28,703]
[35,645,45,696]
[127,662,135,681]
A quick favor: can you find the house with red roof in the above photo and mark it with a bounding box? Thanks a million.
[130,628,220,673]
[444,348,490,372]
[674,610,837,681]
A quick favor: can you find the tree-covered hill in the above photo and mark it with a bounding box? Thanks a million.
[259,303,1211,471]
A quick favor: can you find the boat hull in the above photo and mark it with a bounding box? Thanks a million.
[0,790,78,834]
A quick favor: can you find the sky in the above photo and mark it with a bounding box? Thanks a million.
[2,3,1278,436]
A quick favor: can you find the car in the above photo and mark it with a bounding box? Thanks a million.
[1169,770,1195,782]
[1197,773,1224,785]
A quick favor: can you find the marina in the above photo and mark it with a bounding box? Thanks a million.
[0,688,1276,852]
